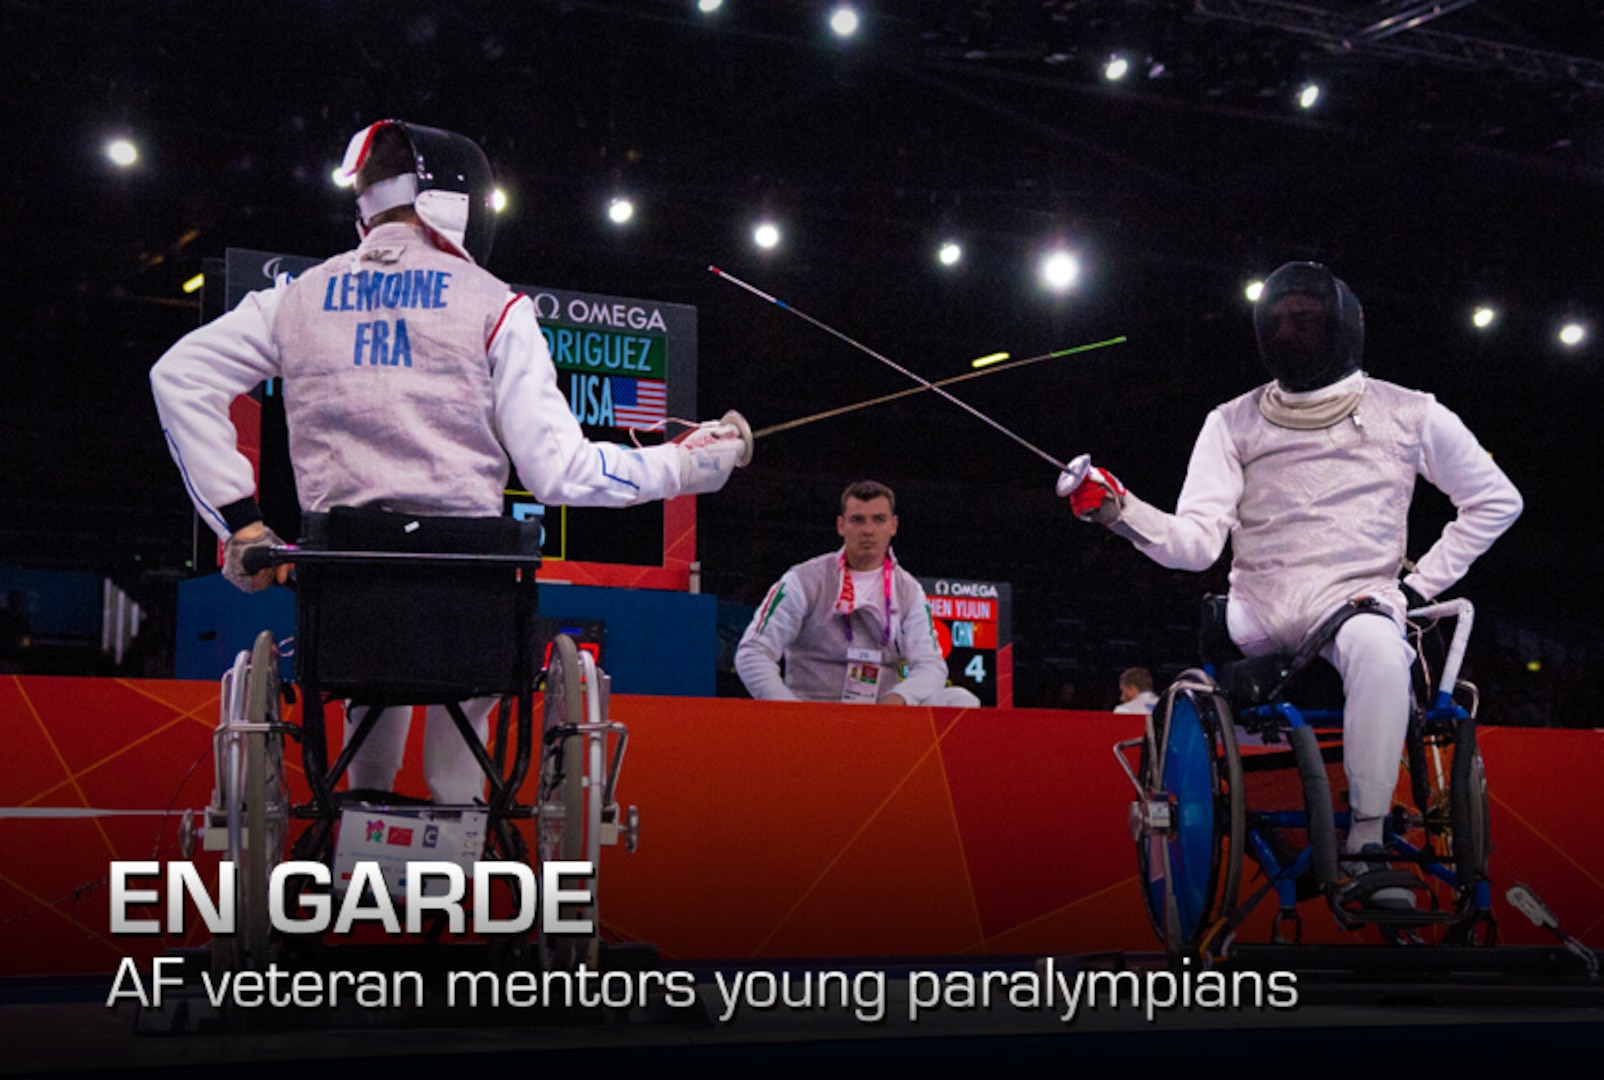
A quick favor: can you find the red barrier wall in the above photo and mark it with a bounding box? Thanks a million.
[3,676,1601,976]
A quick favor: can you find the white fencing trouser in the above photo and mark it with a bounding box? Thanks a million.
[918,686,983,707]
[343,697,496,805]
[1321,615,1415,821]
[1229,600,1415,823]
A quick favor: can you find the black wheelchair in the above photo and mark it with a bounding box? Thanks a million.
[201,508,638,975]
[1115,594,1493,962]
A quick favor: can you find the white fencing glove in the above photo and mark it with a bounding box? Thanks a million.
[1055,453,1126,525]
[222,522,286,593]
[676,410,753,494]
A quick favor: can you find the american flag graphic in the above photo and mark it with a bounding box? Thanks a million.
[612,376,667,430]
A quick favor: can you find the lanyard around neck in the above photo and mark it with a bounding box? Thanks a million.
[836,550,893,648]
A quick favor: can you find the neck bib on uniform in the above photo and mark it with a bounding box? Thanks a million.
[1258,376,1363,430]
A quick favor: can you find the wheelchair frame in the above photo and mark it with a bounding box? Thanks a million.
[1115,598,1494,961]
[203,544,639,975]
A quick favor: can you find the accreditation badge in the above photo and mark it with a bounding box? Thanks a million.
[841,646,883,704]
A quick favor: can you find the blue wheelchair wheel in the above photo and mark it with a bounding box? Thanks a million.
[1134,675,1244,954]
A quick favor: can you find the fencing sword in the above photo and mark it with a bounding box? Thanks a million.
[710,266,1092,486]
[753,335,1126,439]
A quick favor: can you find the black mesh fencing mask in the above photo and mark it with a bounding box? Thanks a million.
[1254,262,1364,391]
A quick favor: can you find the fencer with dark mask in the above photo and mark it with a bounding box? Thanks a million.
[1058,261,1522,908]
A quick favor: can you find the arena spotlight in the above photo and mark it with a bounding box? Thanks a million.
[696,0,723,12]
[1559,321,1587,347]
[331,165,356,188]
[1472,305,1497,330]
[1245,279,1266,302]
[1104,55,1130,81]
[1297,82,1322,109]
[607,196,635,225]
[753,221,781,250]
[1039,249,1081,292]
[491,188,509,214]
[829,5,860,38]
[938,240,962,267]
[105,137,138,168]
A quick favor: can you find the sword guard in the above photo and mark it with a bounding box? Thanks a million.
[1056,453,1092,497]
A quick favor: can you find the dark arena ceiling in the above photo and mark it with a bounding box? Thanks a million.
[3,1,1602,705]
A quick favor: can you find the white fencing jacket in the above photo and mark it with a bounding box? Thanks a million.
[736,549,951,704]
[1113,373,1522,651]
[152,222,686,537]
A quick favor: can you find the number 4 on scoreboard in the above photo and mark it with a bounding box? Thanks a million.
[964,654,987,684]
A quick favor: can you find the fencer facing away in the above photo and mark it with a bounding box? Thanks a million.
[151,118,752,802]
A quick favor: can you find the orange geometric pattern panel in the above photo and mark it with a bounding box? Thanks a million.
[3,677,1601,976]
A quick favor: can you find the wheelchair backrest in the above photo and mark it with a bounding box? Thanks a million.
[294,507,543,701]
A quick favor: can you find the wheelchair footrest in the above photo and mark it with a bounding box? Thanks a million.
[1340,869,1425,907]
[1332,868,1482,929]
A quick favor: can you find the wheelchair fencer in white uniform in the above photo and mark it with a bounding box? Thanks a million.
[1060,262,1522,956]
[152,118,752,973]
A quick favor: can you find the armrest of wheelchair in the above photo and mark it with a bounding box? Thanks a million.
[241,544,295,575]
[241,545,541,576]
[275,548,542,569]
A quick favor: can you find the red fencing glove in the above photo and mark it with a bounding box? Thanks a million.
[1056,455,1126,524]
